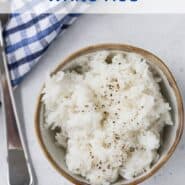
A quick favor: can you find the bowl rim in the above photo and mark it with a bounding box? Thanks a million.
[35,43,184,185]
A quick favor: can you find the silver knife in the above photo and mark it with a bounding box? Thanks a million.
[0,14,35,185]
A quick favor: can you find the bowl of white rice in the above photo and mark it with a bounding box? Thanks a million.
[35,44,184,185]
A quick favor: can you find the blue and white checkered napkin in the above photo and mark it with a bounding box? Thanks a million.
[3,1,88,86]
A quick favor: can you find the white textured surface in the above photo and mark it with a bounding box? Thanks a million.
[0,14,185,185]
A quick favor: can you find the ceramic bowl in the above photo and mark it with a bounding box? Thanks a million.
[35,44,184,185]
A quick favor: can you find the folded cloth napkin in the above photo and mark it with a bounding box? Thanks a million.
[3,0,87,86]
[3,13,80,87]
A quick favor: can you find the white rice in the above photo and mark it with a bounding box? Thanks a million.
[42,51,172,185]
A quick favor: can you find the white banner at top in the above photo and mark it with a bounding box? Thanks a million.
[0,0,185,14]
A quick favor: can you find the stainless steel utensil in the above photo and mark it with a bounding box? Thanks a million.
[0,14,34,185]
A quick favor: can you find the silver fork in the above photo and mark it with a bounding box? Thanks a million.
[0,14,34,185]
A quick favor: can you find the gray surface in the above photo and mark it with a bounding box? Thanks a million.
[1,14,185,185]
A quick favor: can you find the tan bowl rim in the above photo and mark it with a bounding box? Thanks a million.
[35,43,184,185]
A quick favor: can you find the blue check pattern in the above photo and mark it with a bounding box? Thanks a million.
[3,13,81,86]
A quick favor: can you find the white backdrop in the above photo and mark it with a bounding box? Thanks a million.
[1,0,185,13]
[0,14,185,185]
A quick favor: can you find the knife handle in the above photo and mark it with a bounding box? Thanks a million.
[0,20,35,185]
[0,22,22,149]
